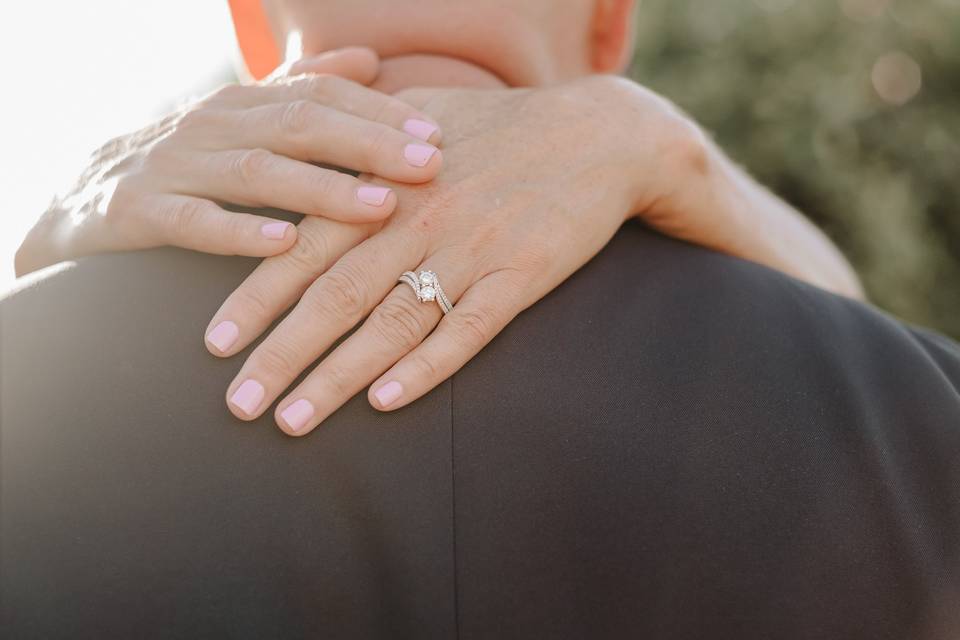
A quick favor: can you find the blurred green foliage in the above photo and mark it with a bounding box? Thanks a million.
[630,0,960,338]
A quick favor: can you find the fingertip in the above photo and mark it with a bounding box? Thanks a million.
[401,145,443,182]
[341,45,380,78]
[380,190,399,216]
[370,380,404,411]
[274,415,307,437]
[227,378,266,421]
[429,149,443,174]
[345,45,380,61]
[260,220,294,241]
[419,148,443,181]
[403,118,441,144]
[229,407,259,422]
[255,221,298,255]
[205,343,231,358]
[227,398,259,421]
[288,46,380,85]
[353,186,398,222]
[279,425,311,437]
[280,223,300,248]
[205,320,240,357]
[275,399,317,437]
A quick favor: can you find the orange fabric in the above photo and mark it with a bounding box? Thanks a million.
[227,0,281,80]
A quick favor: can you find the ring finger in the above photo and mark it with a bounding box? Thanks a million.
[273,254,473,436]
[223,226,423,420]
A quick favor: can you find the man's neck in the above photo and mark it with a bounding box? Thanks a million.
[370,54,510,94]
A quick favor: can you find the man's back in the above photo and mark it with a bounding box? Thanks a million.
[3,223,959,639]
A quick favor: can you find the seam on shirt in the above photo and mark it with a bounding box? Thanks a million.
[450,375,460,639]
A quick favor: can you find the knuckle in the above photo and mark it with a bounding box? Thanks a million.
[102,182,138,224]
[279,100,315,136]
[321,362,354,398]
[392,88,430,106]
[369,97,393,126]
[174,106,218,134]
[231,279,273,321]
[516,242,553,276]
[450,308,494,349]
[660,114,709,177]
[231,148,273,189]
[370,96,408,128]
[303,74,345,102]
[369,298,427,350]
[362,125,395,165]
[407,353,440,381]
[219,212,249,248]
[254,337,303,378]
[404,185,457,235]
[310,169,338,202]
[318,265,368,318]
[140,139,177,170]
[282,224,330,273]
[166,198,211,237]
[206,83,245,105]
[99,199,125,229]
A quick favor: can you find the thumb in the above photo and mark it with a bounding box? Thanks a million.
[279,46,380,86]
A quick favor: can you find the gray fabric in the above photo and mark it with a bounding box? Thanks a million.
[2,222,959,639]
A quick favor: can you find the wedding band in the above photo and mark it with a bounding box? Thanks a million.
[399,270,453,314]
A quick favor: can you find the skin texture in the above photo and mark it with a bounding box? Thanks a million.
[270,0,634,84]
[16,0,864,436]
[210,70,862,436]
[14,49,443,276]
[215,79,661,432]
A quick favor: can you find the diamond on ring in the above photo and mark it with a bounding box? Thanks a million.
[399,270,452,314]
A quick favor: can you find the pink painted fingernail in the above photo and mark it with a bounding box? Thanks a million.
[281,398,315,432]
[356,185,392,207]
[230,379,265,416]
[206,320,239,353]
[261,221,291,240]
[404,143,437,167]
[403,118,439,142]
[374,381,403,408]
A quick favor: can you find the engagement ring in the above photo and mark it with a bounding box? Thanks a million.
[398,270,453,314]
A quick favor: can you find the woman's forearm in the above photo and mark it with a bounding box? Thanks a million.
[703,140,865,299]
[630,109,865,300]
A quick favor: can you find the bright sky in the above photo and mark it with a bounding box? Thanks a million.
[0,2,238,291]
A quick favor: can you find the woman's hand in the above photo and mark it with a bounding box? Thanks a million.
[206,74,861,436]
[206,76,690,434]
[14,48,443,276]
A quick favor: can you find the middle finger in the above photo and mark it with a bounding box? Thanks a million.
[204,216,373,357]
[274,253,473,436]
[224,225,425,419]
[219,102,443,184]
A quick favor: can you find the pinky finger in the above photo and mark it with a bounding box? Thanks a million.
[368,271,522,411]
[147,194,298,257]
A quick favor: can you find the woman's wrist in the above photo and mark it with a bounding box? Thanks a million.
[566,75,682,225]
